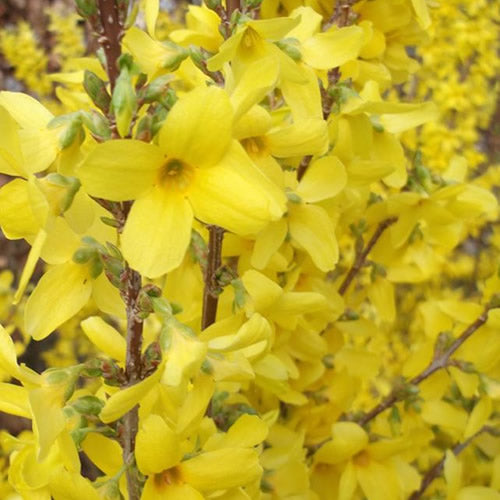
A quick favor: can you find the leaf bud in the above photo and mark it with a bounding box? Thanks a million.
[100,216,121,228]
[161,43,189,72]
[71,395,105,416]
[244,0,262,7]
[286,191,302,204]
[83,70,111,114]
[111,67,137,138]
[141,74,174,103]
[205,0,221,10]
[75,0,97,17]
[88,254,104,279]
[275,39,302,61]
[135,114,153,142]
[73,247,96,264]
[80,110,111,140]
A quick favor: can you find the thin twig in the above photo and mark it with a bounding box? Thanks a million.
[338,217,397,296]
[408,426,493,500]
[96,0,123,91]
[358,306,490,426]
[119,265,144,500]
[202,225,224,330]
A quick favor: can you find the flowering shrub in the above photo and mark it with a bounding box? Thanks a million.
[0,1,499,499]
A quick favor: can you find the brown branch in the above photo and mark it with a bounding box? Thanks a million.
[408,426,493,500]
[96,0,123,91]
[202,225,224,330]
[338,217,397,296]
[119,265,144,500]
[358,306,490,426]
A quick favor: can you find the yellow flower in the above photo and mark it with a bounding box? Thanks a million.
[79,85,286,278]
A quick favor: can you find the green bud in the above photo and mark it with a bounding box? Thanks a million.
[141,74,174,103]
[322,354,334,369]
[73,247,95,264]
[89,255,104,279]
[135,72,148,90]
[201,359,213,375]
[101,254,124,279]
[152,296,173,317]
[135,114,153,142]
[286,191,302,204]
[75,0,97,17]
[205,0,221,10]
[111,67,137,138]
[83,70,111,114]
[231,278,246,310]
[161,43,189,72]
[275,38,302,61]
[80,111,111,140]
[244,0,262,7]
[51,113,83,149]
[125,0,139,29]
[489,293,500,309]
[100,216,121,229]
[71,395,105,416]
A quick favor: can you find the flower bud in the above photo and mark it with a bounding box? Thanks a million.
[83,70,111,114]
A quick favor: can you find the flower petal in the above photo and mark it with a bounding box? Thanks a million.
[316,422,368,464]
[296,156,347,203]
[301,26,364,70]
[25,262,92,341]
[81,316,126,362]
[159,86,233,168]
[78,140,162,201]
[188,142,286,235]
[267,118,328,158]
[179,448,262,492]
[288,203,338,272]
[121,188,193,278]
[136,414,181,475]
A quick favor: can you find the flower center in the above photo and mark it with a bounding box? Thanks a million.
[241,136,268,156]
[158,158,194,192]
[154,466,182,489]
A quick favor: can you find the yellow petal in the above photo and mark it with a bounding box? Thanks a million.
[356,461,400,500]
[159,86,233,168]
[301,26,364,70]
[208,313,271,352]
[457,488,500,500]
[80,316,126,362]
[380,102,438,134]
[464,397,492,439]
[411,0,431,29]
[122,188,193,278]
[251,218,288,270]
[281,63,323,120]
[30,386,66,460]
[205,414,268,450]
[296,156,347,203]
[316,422,368,464]
[81,433,123,476]
[48,467,100,500]
[230,56,279,122]
[142,478,203,500]
[0,178,40,238]
[267,118,328,158]
[0,106,23,175]
[179,448,262,492]
[288,203,338,272]
[100,367,162,423]
[0,91,53,128]
[161,318,207,386]
[421,400,468,433]
[145,0,159,37]
[25,262,92,340]
[339,460,357,500]
[78,140,162,201]
[188,142,286,235]
[18,127,59,174]
[136,414,182,475]
[444,449,462,497]
[0,383,30,418]
[241,270,283,312]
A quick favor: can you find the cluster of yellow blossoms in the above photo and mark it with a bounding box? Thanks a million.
[403,0,499,172]
[0,0,499,499]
